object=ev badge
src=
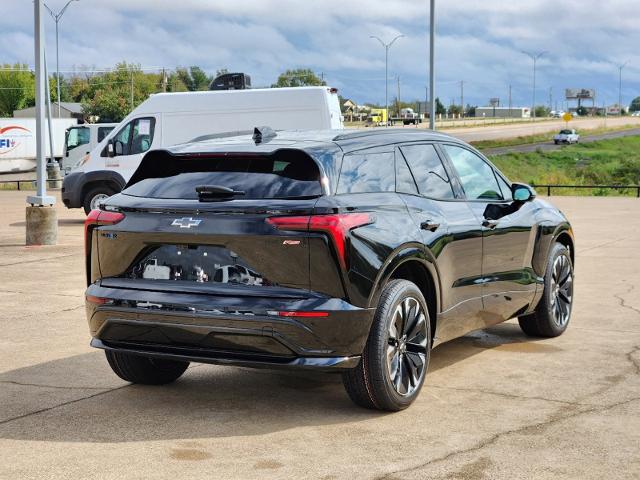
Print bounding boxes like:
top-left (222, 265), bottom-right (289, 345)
top-left (171, 217), bottom-right (202, 228)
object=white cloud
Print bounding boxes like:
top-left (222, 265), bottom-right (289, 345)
top-left (1, 0), bottom-right (638, 106)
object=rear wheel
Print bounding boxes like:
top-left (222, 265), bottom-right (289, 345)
top-left (83, 186), bottom-right (116, 215)
top-left (343, 279), bottom-right (431, 411)
top-left (105, 350), bottom-right (189, 385)
top-left (519, 242), bottom-right (574, 337)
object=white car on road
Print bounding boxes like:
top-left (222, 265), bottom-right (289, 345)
top-left (554, 129), bottom-right (580, 144)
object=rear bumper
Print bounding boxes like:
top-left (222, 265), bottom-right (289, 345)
top-left (86, 282), bottom-right (374, 371)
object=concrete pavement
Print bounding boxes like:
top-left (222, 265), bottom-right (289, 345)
top-left (0, 191), bottom-right (638, 479)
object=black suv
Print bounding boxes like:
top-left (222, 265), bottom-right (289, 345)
top-left (84, 128), bottom-right (574, 411)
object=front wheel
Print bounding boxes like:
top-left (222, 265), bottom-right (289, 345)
top-left (343, 279), bottom-right (431, 411)
top-left (519, 242), bottom-right (574, 337)
top-left (83, 186), bottom-right (116, 215)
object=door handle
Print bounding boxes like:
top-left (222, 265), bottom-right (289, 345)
top-left (483, 219), bottom-right (499, 229)
top-left (420, 220), bottom-right (440, 232)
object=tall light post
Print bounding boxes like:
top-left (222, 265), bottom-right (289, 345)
top-left (44, 0), bottom-right (79, 118)
top-left (370, 34), bottom-right (404, 127)
top-left (428, 0), bottom-right (436, 130)
top-left (618, 61), bottom-right (628, 114)
top-left (522, 50), bottom-right (547, 120)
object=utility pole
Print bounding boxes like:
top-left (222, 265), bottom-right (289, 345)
top-left (130, 69), bottom-right (134, 110)
top-left (618, 61), bottom-right (628, 114)
top-left (460, 80), bottom-right (464, 118)
top-left (428, 0), bottom-right (436, 130)
top-left (370, 34), bottom-right (404, 127)
top-left (522, 50), bottom-right (547, 120)
top-left (44, 0), bottom-right (79, 118)
top-left (161, 68), bottom-right (167, 92)
top-left (397, 76), bottom-right (401, 117)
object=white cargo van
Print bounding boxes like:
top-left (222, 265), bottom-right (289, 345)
top-left (61, 123), bottom-right (117, 173)
top-left (62, 86), bottom-right (343, 213)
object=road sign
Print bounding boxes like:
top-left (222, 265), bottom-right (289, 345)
top-left (562, 112), bottom-right (573, 122)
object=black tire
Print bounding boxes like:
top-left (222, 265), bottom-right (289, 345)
top-left (83, 186), bottom-right (116, 215)
top-left (342, 279), bottom-right (431, 411)
top-left (519, 242), bottom-right (574, 337)
top-left (105, 350), bottom-right (189, 385)
top-left (554, 140), bottom-right (559, 145)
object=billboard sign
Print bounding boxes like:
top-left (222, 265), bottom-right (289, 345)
top-left (489, 97), bottom-right (500, 106)
top-left (565, 88), bottom-right (595, 100)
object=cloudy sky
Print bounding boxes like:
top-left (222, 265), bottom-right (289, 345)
top-left (2, 0), bottom-right (639, 108)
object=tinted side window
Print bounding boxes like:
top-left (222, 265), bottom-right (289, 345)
top-left (98, 126), bottom-right (114, 143)
top-left (337, 151), bottom-right (395, 194)
top-left (130, 118), bottom-right (155, 155)
top-left (111, 122), bottom-right (132, 156)
top-left (443, 145), bottom-right (502, 200)
top-left (395, 151), bottom-right (419, 195)
top-left (400, 144), bottom-right (454, 199)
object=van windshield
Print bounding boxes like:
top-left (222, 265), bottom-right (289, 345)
top-left (123, 150), bottom-right (323, 200)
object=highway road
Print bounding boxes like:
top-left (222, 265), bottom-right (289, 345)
top-left (481, 127), bottom-right (640, 156)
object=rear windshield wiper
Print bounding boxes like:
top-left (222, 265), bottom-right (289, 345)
top-left (196, 185), bottom-right (245, 201)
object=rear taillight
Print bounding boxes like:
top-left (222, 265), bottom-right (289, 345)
top-left (84, 209), bottom-right (125, 255)
top-left (267, 213), bottom-right (373, 269)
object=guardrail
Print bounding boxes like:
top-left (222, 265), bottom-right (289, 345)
top-left (533, 184), bottom-right (640, 197)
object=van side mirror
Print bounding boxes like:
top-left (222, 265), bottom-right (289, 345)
top-left (107, 141), bottom-right (115, 158)
top-left (114, 141), bottom-right (123, 156)
top-left (512, 183), bottom-right (536, 202)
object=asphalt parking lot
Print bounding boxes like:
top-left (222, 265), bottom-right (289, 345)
top-left (1, 190), bottom-right (639, 479)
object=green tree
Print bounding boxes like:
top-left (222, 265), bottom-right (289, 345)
top-left (435, 97), bottom-right (446, 115)
top-left (272, 69), bottom-right (325, 88)
top-left (0, 64), bottom-right (35, 116)
top-left (175, 66), bottom-right (212, 91)
top-left (82, 62), bottom-right (161, 122)
top-left (534, 105), bottom-right (550, 117)
top-left (215, 68), bottom-right (229, 78)
top-left (629, 96), bottom-right (640, 112)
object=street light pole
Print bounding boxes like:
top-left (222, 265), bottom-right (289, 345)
top-left (618, 61), bottom-right (628, 114)
top-left (370, 34), bottom-right (404, 127)
top-left (522, 50), bottom-right (546, 120)
top-left (429, 0), bottom-right (436, 130)
top-left (44, 0), bottom-right (79, 118)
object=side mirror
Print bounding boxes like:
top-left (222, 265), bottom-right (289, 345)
top-left (512, 183), bottom-right (536, 202)
top-left (107, 140), bottom-right (115, 158)
top-left (114, 141), bottom-right (123, 156)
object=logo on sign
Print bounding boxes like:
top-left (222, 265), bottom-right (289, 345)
top-left (0, 125), bottom-right (31, 155)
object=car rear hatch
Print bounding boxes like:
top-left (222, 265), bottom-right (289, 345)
top-left (91, 149), bottom-right (327, 296)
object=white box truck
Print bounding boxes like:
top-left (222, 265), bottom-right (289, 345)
top-left (0, 118), bottom-right (77, 173)
top-left (62, 86), bottom-right (343, 213)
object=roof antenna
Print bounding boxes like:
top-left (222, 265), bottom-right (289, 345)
top-left (253, 126), bottom-right (277, 144)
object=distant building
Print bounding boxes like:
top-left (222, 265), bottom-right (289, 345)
top-left (474, 107), bottom-right (530, 118)
top-left (13, 102), bottom-right (84, 121)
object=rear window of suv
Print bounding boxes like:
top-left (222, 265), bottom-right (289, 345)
top-left (123, 149), bottom-right (323, 200)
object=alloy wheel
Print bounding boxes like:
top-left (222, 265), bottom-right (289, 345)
top-left (550, 254), bottom-right (573, 327)
top-left (386, 296), bottom-right (428, 396)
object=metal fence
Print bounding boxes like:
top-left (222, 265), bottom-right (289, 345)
top-left (532, 184), bottom-right (640, 197)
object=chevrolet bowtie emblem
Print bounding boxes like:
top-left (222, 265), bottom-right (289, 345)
top-left (171, 217), bottom-right (202, 228)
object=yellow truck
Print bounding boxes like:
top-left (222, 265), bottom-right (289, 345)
top-left (367, 108), bottom-right (388, 126)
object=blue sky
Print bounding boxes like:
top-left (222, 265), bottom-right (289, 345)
top-left (1, 0), bottom-right (639, 108)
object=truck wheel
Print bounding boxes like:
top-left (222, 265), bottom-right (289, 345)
top-left (342, 279), bottom-right (431, 411)
top-left (105, 350), bottom-right (189, 385)
top-left (83, 186), bottom-right (116, 215)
